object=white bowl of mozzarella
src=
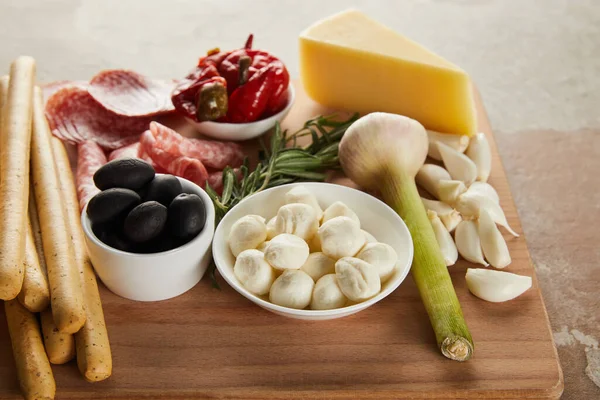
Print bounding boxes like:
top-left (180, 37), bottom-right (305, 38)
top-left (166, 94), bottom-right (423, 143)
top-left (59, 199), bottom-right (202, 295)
top-left (212, 183), bottom-right (414, 320)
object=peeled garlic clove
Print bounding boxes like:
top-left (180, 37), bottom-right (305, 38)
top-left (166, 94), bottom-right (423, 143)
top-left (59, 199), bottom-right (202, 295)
top-left (415, 164), bottom-right (452, 199)
top-left (427, 130), bottom-right (470, 161)
top-left (465, 268), bottom-right (532, 302)
top-left (335, 257), bottom-right (381, 302)
top-left (455, 192), bottom-right (519, 237)
top-left (438, 179), bottom-right (467, 206)
top-left (356, 242), bottom-right (398, 282)
top-left (234, 249), bottom-right (275, 295)
top-left (478, 209), bottom-right (511, 269)
top-left (266, 216), bottom-right (277, 240)
top-left (322, 201), bottom-right (361, 226)
top-left (285, 185), bottom-right (323, 220)
top-left (318, 216), bottom-right (365, 259)
top-left (465, 133), bottom-right (492, 182)
top-left (454, 220), bottom-right (488, 266)
top-left (300, 252), bottom-right (336, 281)
top-left (269, 270), bottom-right (314, 309)
top-left (228, 215), bottom-right (268, 257)
top-left (275, 203), bottom-right (319, 240)
top-left (466, 181), bottom-right (499, 204)
top-left (264, 233), bottom-right (310, 270)
top-left (421, 197), bottom-right (462, 232)
top-left (310, 274), bottom-right (348, 310)
top-left (427, 210), bottom-right (458, 267)
top-left (437, 141), bottom-right (478, 185)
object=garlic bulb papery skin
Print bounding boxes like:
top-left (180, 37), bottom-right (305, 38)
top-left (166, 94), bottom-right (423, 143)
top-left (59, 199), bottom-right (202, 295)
top-left (318, 216), bottom-right (366, 259)
top-left (285, 185), bottom-right (323, 220)
top-left (437, 141), bottom-right (478, 186)
top-left (300, 252), bottom-right (336, 281)
top-left (310, 274), bottom-right (348, 310)
top-left (437, 179), bottom-right (467, 206)
top-left (454, 220), bottom-right (488, 266)
top-left (234, 249), bottom-right (275, 295)
top-left (228, 215), bottom-right (268, 257)
top-left (256, 241), bottom-right (270, 253)
top-left (266, 216), bottom-right (277, 240)
top-left (478, 209), bottom-right (511, 269)
top-left (269, 270), bottom-right (315, 309)
top-left (466, 181), bottom-right (499, 204)
top-left (455, 192), bottom-right (519, 237)
top-left (275, 203), bottom-right (319, 240)
top-left (427, 210), bottom-right (458, 267)
top-left (421, 197), bottom-right (462, 232)
top-left (465, 268), bottom-right (532, 302)
top-left (335, 257), bottom-right (381, 302)
top-left (465, 133), bottom-right (492, 182)
top-left (415, 164), bottom-right (452, 199)
top-left (427, 130), bottom-right (470, 161)
top-left (264, 233), bottom-right (310, 271)
top-left (357, 242), bottom-right (398, 282)
top-left (322, 201), bottom-right (361, 226)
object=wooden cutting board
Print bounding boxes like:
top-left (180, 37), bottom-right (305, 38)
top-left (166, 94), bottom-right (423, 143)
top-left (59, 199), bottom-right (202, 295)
top-left (0, 82), bottom-right (563, 399)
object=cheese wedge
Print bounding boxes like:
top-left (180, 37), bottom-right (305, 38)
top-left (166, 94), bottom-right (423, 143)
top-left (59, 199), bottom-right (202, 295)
top-left (299, 10), bottom-right (477, 136)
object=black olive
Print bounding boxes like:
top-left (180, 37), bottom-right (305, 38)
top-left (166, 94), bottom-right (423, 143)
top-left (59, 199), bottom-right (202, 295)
top-left (134, 232), bottom-right (184, 254)
top-left (123, 201), bottom-right (168, 243)
top-left (93, 158), bottom-right (155, 191)
top-left (87, 188), bottom-right (140, 225)
top-left (167, 193), bottom-right (206, 239)
top-left (143, 175), bottom-right (183, 206)
top-left (92, 223), bottom-right (133, 252)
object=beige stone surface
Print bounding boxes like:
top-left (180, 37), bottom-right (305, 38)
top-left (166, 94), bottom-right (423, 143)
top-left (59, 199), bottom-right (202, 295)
top-left (0, 0), bottom-right (598, 398)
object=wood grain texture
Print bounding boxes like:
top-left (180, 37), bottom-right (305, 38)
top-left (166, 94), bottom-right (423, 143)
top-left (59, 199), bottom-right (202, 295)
top-left (0, 83), bottom-right (563, 399)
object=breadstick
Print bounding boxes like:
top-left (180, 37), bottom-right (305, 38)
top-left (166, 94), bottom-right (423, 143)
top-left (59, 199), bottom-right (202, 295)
top-left (0, 57), bottom-right (35, 300)
top-left (31, 86), bottom-right (85, 333)
top-left (52, 136), bottom-right (112, 381)
top-left (40, 308), bottom-right (76, 364)
top-left (5, 299), bottom-right (56, 400)
top-left (17, 215), bottom-right (50, 312)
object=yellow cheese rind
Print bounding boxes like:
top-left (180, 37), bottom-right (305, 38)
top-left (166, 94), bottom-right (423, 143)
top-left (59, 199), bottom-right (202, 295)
top-left (299, 10), bottom-right (477, 136)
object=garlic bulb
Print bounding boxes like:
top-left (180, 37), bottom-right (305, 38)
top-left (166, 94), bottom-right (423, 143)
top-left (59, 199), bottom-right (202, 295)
top-left (318, 216), bottom-right (365, 259)
top-left (269, 270), bottom-right (314, 309)
top-left (437, 142), bottom-right (477, 185)
top-left (478, 209), bottom-right (511, 269)
top-left (465, 133), bottom-right (492, 182)
top-left (466, 181), bottom-right (499, 204)
top-left (322, 201), bottom-right (361, 226)
top-left (415, 164), bottom-right (452, 199)
top-left (264, 233), bottom-right (310, 270)
top-left (427, 130), bottom-right (470, 161)
top-left (465, 268), bottom-right (532, 302)
top-left (455, 191), bottom-right (519, 237)
top-left (275, 203), bottom-right (319, 240)
top-left (266, 216), bottom-right (277, 240)
top-left (256, 241), bottom-right (270, 253)
top-left (356, 242), bottom-right (398, 282)
top-left (285, 185), bottom-right (323, 220)
top-left (310, 274), bottom-right (347, 310)
top-left (437, 179), bottom-right (467, 206)
top-left (454, 220), bottom-right (488, 266)
top-left (234, 249), bottom-right (275, 295)
top-left (300, 252), bottom-right (336, 281)
top-left (427, 210), bottom-right (458, 267)
top-left (228, 215), bottom-right (268, 257)
top-left (421, 197), bottom-right (462, 232)
top-left (335, 257), bottom-right (381, 302)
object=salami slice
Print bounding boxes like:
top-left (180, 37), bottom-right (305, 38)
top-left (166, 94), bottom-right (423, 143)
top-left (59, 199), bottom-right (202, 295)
top-left (76, 141), bottom-right (107, 210)
top-left (149, 122), bottom-right (244, 170)
top-left (88, 70), bottom-right (176, 117)
top-left (45, 86), bottom-right (152, 150)
top-left (108, 142), bottom-right (140, 161)
top-left (42, 80), bottom-right (87, 104)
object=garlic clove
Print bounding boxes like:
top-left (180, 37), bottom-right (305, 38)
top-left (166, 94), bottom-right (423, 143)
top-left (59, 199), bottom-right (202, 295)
top-left (478, 209), bottom-right (511, 269)
top-left (438, 180), bottom-right (467, 206)
top-left (285, 185), bottom-right (324, 220)
top-left (465, 133), bottom-right (492, 182)
top-left (415, 164), bottom-right (452, 199)
top-left (310, 274), bottom-right (348, 310)
top-left (465, 268), bottom-right (532, 303)
top-left (234, 249), bottom-right (275, 295)
top-left (318, 216), bottom-right (365, 259)
top-left (427, 210), bottom-right (458, 267)
top-left (437, 142), bottom-right (478, 186)
top-left (421, 197), bottom-right (462, 232)
top-left (228, 215), bottom-right (268, 257)
top-left (275, 203), bottom-right (319, 240)
top-left (270, 270), bottom-right (314, 309)
top-left (466, 181), bottom-right (499, 204)
top-left (264, 233), bottom-right (310, 270)
top-left (454, 220), bottom-right (488, 266)
top-left (300, 252), bottom-right (336, 282)
top-left (427, 130), bottom-right (470, 161)
top-left (356, 242), bottom-right (398, 282)
top-left (335, 257), bottom-right (381, 301)
top-left (266, 216), bottom-right (277, 240)
top-left (322, 201), bottom-right (361, 226)
top-left (455, 192), bottom-right (519, 237)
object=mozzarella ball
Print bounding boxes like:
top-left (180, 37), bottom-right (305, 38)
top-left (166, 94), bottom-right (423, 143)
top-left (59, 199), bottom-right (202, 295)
top-left (308, 234), bottom-right (322, 253)
top-left (275, 203), bottom-right (319, 240)
top-left (322, 201), bottom-right (361, 226)
top-left (335, 257), bottom-right (381, 302)
top-left (318, 216), bottom-right (365, 259)
top-left (234, 249), bottom-right (275, 295)
top-left (256, 241), bottom-right (270, 252)
top-left (266, 216), bottom-right (277, 240)
top-left (269, 270), bottom-right (314, 309)
top-left (228, 215), bottom-right (267, 257)
top-left (285, 185), bottom-right (323, 220)
top-left (300, 252), bottom-right (336, 281)
top-left (264, 233), bottom-right (309, 270)
top-left (357, 243), bottom-right (398, 282)
top-left (310, 274), bottom-right (347, 310)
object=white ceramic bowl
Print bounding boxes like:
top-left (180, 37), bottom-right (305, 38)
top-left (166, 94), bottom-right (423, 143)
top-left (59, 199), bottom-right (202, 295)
top-left (185, 84), bottom-right (295, 141)
top-left (212, 183), bottom-right (414, 320)
top-left (82, 176), bottom-right (215, 302)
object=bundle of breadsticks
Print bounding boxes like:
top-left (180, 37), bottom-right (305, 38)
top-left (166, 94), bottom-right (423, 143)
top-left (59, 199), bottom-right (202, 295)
top-left (0, 56), bottom-right (112, 400)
